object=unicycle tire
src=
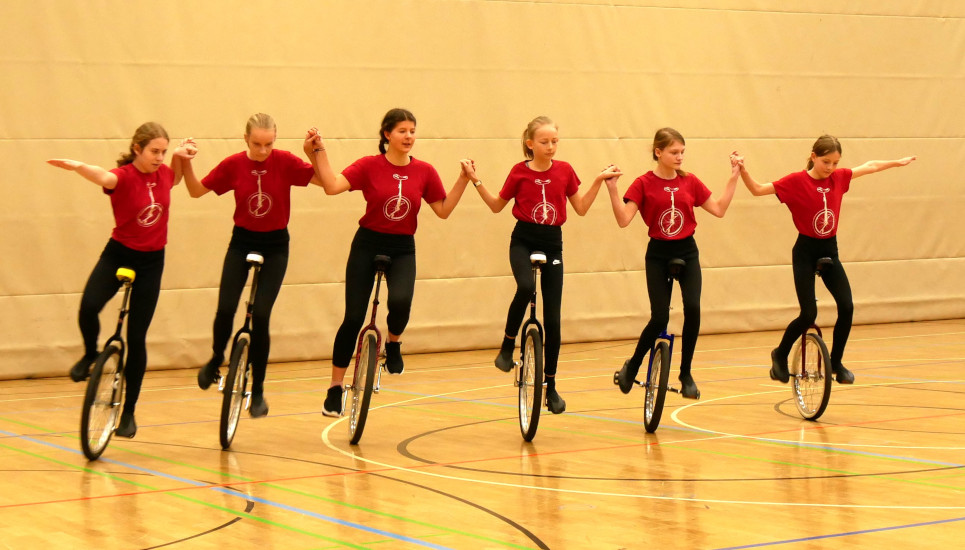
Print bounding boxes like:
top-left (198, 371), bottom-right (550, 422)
top-left (643, 341), bottom-right (671, 433)
top-left (791, 332), bottom-right (833, 421)
top-left (519, 326), bottom-right (544, 441)
top-left (80, 344), bottom-right (124, 460)
top-left (348, 331), bottom-right (378, 444)
top-left (220, 334), bottom-right (250, 449)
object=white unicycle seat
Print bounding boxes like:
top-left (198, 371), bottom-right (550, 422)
top-left (246, 253), bottom-right (264, 265)
top-left (529, 252), bottom-right (547, 264)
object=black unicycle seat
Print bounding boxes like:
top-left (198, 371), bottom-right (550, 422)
top-left (668, 258), bottom-right (686, 279)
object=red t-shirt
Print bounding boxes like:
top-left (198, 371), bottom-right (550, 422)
top-left (341, 155), bottom-right (446, 235)
top-left (499, 160), bottom-right (580, 226)
top-left (773, 168), bottom-right (852, 238)
top-left (624, 171), bottom-right (712, 240)
top-left (105, 163), bottom-right (175, 251)
top-left (202, 149), bottom-right (315, 232)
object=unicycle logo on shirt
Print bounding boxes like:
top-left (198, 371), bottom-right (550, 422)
top-left (812, 187), bottom-right (835, 236)
top-left (658, 186), bottom-right (684, 237)
top-left (530, 178), bottom-right (558, 225)
top-left (136, 182), bottom-right (164, 227)
top-left (247, 169), bottom-right (274, 218)
top-left (383, 174), bottom-right (413, 221)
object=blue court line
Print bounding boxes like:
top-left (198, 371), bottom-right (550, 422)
top-left (714, 514), bottom-right (965, 549)
top-left (0, 427), bottom-right (453, 550)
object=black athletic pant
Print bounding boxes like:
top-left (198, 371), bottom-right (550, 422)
top-left (332, 227), bottom-right (417, 368)
top-left (776, 234), bottom-right (853, 367)
top-left (503, 222), bottom-right (564, 377)
top-left (79, 239), bottom-right (164, 414)
top-left (211, 227), bottom-right (289, 396)
top-left (628, 237), bottom-right (702, 376)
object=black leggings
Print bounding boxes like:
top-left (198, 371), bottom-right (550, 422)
top-left (79, 239), bottom-right (164, 414)
top-left (211, 227), bottom-right (289, 396)
top-left (332, 228), bottom-right (417, 368)
top-left (504, 222), bottom-right (564, 376)
top-left (628, 237), bottom-right (702, 376)
top-left (776, 234), bottom-right (853, 366)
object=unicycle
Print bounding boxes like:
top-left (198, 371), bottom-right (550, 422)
top-left (344, 255), bottom-right (391, 444)
top-left (80, 267), bottom-right (135, 461)
top-left (789, 257), bottom-right (834, 421)
top-left (613, 258), bottom-right (698, 433)
top-left (514, 252), bottom-right (546, 442)
top-left (218, 252), bottom-right (263, 450)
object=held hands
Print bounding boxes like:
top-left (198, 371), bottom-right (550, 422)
top-left (460, 158), bottom-right (477, 183)
top-left (173, 138), bottom-right (198, 161)
top-left (304, 127), bottom-right (325, 156)
top-left (600, 164), bottom-right (622, 187)
top-left (729, 151), bottom-right (745, 174)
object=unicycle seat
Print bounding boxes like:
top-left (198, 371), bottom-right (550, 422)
top-left (668, 258), bottom-right (686, 280)
top-left (374, 255), bottom-right (392, 272)
top-left (246, 252), bottom-right (264, 265)
top-left (115, 267), bottom-right (136, 283)
top-left (815, 257), bottom-right (833, 276)
top-left (530, 252), bottom-right (547, 265)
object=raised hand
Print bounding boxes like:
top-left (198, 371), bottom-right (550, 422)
top-left (460, 158), bottom-right (477, 181)
top-left (600, 164), bottom-right (622, 185)
top-left (174, 138), bottom-right (198, 160)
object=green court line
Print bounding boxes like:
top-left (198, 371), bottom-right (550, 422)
top-left (0, 439), bottom-right (369, 549)
top-left (0, 415), bottom-right (531, 550)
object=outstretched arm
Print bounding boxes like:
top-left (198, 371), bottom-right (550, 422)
top-left (428, 160), bottom-right (472, 219)
top-left (738, 157), bottom-right (776, 196)
top-left (46, 159), bottom-right (119, 189)
top-left (700, 152), bottom-right (741, 218)
top-left (851, 156), bottom-right (917, 179)
top-left (604, 176), bottom-right (638, 228)
top-left (569, 165), bottom-right (622, 216)
top-left (305, 128), bottom-right (351, 195)
top-left (171, 138), bottom-right (199, 192)
top-left (464, 159), bottom-right (509, 213)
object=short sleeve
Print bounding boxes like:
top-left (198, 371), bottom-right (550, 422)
top-left (422, 164), bottom-right (447, 204)
top-left (341, 156), bottom-right (372, 192)
top-left (623, 177), bottom-right (645, 207)
top-left (201, 157), bottom-right (235, 196)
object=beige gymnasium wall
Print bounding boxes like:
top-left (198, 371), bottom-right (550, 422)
top-left (1, 1), bottom-right (963, 379)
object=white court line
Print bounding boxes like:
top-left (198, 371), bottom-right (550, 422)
top-left (319, 383), bottom-right (965, 510)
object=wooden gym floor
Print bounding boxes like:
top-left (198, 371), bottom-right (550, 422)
top-left (1, 319), bottom-right (963, 549)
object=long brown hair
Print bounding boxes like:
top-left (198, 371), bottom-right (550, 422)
top-left (652, 127), bottom-right (687, 177)
top-left (379, 108), bottom-right (417, 154)
top-left (116, 122), bottom-right (169, 167)
top-left (807, 135), bottom-right (842, 170)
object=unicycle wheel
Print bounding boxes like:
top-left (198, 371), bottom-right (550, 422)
top-left (643, 341), bottom-right (671, 433)
top-left (80, 344), bottom-right (124, 460)
top-left (518, 326), bottom-right (544, 441)
top-left (220, 335), bottom-right (250, 449)
top-left (791, 332), bottom-right (832, 421)
top-left (348, 331), bottom-right (378, 444)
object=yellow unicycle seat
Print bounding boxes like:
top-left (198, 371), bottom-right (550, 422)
top-left (115, 267), bottom-right (136, 283)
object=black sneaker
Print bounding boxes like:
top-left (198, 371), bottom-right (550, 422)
top-left (115, 411), bottom-right (137, 438)
top-left (833, 364), bottom-right (855, 384)
top-left (322, 385), bottom-right (343, 418)
top-left (545, 386), bottom-right (566, 414)
top-left (679, 372), bottom-right (700, 399)
top-left (385, 342), bottom-right (404, 374)
top-left (770, 348), bottom-right (790, 383)
top-left (69, 355), bottom-right (96, 382)
top-left (494, 338), bottom-right (515, 372)
top-left (197, 354), bottom-right (223, 390)
top-left (249, 393), bottom-right (269, 418)
top-left (615, 359), bottom-right (638, 394)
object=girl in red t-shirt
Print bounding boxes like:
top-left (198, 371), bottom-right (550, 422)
top-left (180, 113), bottom-right (321, 418)
top-left (739, 135), bottom-right (916, 384)
top-left (47, 122), bottom-right (194, 438)
top-left (307, 108), bottom-right (472, 417)
top-left (464, 116), bottom-right (621, 414)
top-left (605, 128), bottom-right (740, 399)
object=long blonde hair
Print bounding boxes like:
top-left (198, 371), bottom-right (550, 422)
top-left (521, 116), bottom-right (557, 160)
